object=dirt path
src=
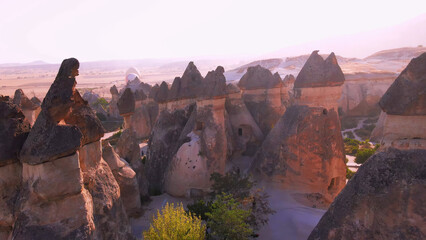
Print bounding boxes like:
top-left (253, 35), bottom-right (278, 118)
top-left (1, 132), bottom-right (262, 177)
top-left (342, 117), bottom-right (367, 141)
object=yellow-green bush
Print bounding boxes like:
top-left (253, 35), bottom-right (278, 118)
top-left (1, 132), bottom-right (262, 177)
top-left (143, 202), bottom-right (206, 240)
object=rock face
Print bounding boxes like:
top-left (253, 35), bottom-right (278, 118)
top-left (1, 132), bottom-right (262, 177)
top-left (374, 53), bottom-right (426, 150)
top-left (13, 89), bottom-right (41, 125)
top-left (12, 58), bottom-right (133, 239)
top-left (103, 143), bottom-right (142, 216)
top-left (308, 148), bottom-right (426, 240)
top-left (0, 96), bottom-right (30, 239)
top-left (339, 77), bottom-right (393, 117)
top-left (107, 85), bottom-right (121, 119)
top-left (294, 51), bottom-right (345, 111)
top-left (379, 52), bottom-right (426, 115)
top-left (146, 105), bottom-right (195, 194)
top-left (147, 63), bottom-right (231, 197)
top-left (237, 65), bottom-right (286, 135)
top-left (116, 129), bottom-right (149, 198)
top-left (225, 87), bottom-right (264, 155)
top-left (164, 97), bottom-right (229, 197)
top-left (294, 51), bottom-right (345, 88)
top-left (251, 105), bottom-right (346, 203)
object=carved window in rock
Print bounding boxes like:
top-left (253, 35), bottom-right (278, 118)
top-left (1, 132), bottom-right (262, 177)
top-left (196, 121), bottom-right (204, 131)
top-left (238, 128), bottom-right (243, 136)
top-left (327, 177), bottom-right (339, 191)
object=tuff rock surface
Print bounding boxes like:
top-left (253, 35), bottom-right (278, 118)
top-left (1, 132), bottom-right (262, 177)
top-left (379, 52), bottom-right (426, 115)
top-left (251, 105), bottom-right (346, 203)
top-left (308, 148), bottom-right (426, 240)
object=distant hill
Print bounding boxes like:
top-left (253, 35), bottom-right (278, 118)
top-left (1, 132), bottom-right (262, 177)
top-left (224, 47), bottom-right (425, 81)
top-left (364, 46), bottom-right (426, 60)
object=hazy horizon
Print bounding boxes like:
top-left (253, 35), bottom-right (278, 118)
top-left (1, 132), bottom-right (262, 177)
top-left (1, 0), bottom-right (425, 64)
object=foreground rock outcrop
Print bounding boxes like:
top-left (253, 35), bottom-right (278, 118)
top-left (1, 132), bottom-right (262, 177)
top-left (251, 105), bottom-right (346, 203)
top-left (12, 58), bottom-right (134, 239)
top-left (308, 148), bottom-right (426, 240)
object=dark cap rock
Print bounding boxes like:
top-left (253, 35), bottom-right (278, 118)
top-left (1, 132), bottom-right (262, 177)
top-left (168, 62), bottom-right (204, 101)
top-left (20, 112), bottom-right (83, 165)
top-left (148, 84), bottom-right (159, 99)
top-left (200, 66), bottom-right (227, 98)
top-left (134, 89), bottom-right (147, 101)
top-left (117, 88), bottom-right (135, 115)
top-left (110, 85), bottom-right (119, 96)
top-left (237, 65), bottom-right (283, 90)
top-left (0, 97), bottom-right (31, 166)
top-left (156, 81), bottom-right (170, 103)
top-left (379, 52), bottom-right (426, 115)
top-left (294, 51), bottom-right (345, 88)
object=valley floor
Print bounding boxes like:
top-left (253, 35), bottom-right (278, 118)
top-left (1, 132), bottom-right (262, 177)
top-left (131, 184), bottom-right (325, 240)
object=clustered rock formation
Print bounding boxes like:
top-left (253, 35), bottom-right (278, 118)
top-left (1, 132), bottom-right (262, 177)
top-left (0, 58), bottom-right (137, 239)
top-left (309, 52), bottom-right (426, 240)
top-left (250, 51), bottom-right (347, 203)
top-left (138, 55), bottom-right (346, 201)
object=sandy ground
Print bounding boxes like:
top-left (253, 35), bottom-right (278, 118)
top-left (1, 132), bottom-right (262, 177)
top-left (346, 155), bottom-right (361, 172)
top-left (131, 183), bottom-right (326, 240)
top-left (256, 185), bottom-right (326, 240)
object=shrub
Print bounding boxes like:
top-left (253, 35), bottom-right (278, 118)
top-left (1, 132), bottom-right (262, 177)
top-left (344, 138), bottom-right (360, 155)
top-left (207, 194), bottom-right (253, 240)
top-left (346, 167), bottom-right (355, 179)
top-left (210, 168), bottom-right (253, 200)
top-left (344, 131), bottom-right (355, 139)
top-left (187, 200), bottom-right (212, 221)
top-left (93, 97), bottom-right (109, 110)
top-left (245, 189), bottom-right (275, 231)
top-left (355, 148), bottom-right (376, 164)
top-left (143, 202), bottom-right (206, 240)
top-left (96, 112), bottom-right (107, 121)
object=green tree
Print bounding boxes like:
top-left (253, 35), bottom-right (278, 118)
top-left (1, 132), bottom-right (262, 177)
top-left (210, 168), bottom-right (253, 200)
top-left (206, 193), bottom-right (253, 240)
top-left (143, 203), bottom-right (206, 240)
top-left (355, 148), bottom-right (376, 164)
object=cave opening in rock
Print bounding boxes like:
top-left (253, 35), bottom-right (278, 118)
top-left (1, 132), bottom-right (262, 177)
top-left (196, 121), bottom-right (204, 130)
top-left (238, 128), bottom-right (243, 136)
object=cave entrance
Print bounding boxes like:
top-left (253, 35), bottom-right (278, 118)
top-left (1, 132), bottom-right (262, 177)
top-left (238, 128), bottom-right (243, 136)
top-left (196, 121), bottom-right (204, 131)
top-left (328, 177), bottom-right (339, 191)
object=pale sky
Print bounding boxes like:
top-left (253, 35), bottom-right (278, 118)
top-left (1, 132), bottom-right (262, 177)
top-left (0, 0), bottom-right (425, 63)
